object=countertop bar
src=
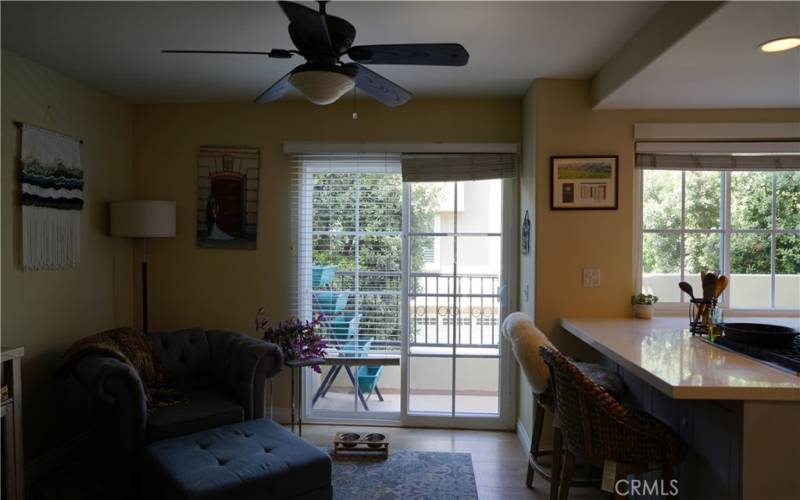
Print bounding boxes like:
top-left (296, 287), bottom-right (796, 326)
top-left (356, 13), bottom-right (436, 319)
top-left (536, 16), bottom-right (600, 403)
top-left (560, 316), bottom-right (800, 401)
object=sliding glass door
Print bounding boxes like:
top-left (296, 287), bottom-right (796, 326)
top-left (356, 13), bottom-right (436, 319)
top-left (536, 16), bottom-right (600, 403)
top-left (403, 178), bottom-right (515, 428)
top-left (298, 156), bottom-right (515, 429)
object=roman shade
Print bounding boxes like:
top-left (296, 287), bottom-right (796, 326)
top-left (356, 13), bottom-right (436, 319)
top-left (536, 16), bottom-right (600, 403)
top-left (635, 141), bottom-right (800, 171)
top-left (401, 153), bottom-right (518, 182)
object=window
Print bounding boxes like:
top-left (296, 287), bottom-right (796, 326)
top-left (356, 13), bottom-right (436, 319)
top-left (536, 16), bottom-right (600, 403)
top-left (292, 148), bottom-right (517, 423)
top-left (640, 168), bottom-right (799, 309)
top-left (299, 161), bottom-right (403, 355)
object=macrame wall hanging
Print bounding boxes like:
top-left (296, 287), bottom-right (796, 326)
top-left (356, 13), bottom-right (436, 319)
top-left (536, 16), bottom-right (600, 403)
top-left (19, 123), bottom-right (84, 270)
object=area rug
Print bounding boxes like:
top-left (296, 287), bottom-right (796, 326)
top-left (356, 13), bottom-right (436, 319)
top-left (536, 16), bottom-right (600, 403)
top-left (330, 449), bottom-right (478, 500)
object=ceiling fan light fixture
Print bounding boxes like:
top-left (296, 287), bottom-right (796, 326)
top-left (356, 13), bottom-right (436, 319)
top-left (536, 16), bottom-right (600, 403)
top-left (759, 36), bottom-right (800, 53)
top-left (289, 70), bottom-right (355, 105)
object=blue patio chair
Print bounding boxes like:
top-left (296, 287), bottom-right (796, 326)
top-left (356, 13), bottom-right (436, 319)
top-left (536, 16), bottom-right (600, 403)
top-left (315, 291), bottom-right (349, 321)
top-left (311, 264), bottom-right (351, 346)
top-left (357, 364), bottom-right (384, 401)
top-left (312, 265), bottom-right (337, 289)
top-left (339, 336), bottom-right (385, 403)
top-left (311, 315), bottom-right (386, 409)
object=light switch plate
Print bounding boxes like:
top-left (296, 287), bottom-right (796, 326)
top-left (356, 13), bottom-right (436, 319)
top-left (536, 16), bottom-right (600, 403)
top-left (583, 268), bottom-right (601, 288)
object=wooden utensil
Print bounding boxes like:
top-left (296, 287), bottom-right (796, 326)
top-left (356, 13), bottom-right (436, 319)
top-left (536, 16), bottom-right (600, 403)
top-left (702, 272), bottom-right (717, 301)
top-left (678, 281), bottom-right (695, 300)
top-left (714, 275), bottom-right (728, 299)
top-left (695, 272), bottom-right (718, 326)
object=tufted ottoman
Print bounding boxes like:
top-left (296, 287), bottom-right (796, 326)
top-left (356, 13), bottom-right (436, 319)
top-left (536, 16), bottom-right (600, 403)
top-left (141, 419), bottom-right (332, 500)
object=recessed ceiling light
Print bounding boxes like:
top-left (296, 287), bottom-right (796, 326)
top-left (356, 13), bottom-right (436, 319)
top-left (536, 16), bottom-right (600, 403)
top-left (760, 36), bottom-right (800, 53)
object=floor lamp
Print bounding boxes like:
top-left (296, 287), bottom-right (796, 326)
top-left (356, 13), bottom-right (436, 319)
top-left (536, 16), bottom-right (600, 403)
top-left (110, 200), bottom-right (176, 333)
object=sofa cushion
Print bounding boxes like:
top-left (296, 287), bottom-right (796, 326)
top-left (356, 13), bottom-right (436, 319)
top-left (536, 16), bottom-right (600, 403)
top-left (147, 390), bottom-right (243, 442)
top-left (142, 419), bottom-right (332, 500)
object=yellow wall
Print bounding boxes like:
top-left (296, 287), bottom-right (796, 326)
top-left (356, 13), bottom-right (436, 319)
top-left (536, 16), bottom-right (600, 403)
top-left (515, 77), bottom-right (800, 439)
top-left (1, 49), bottom-right (133, 460)
top-left (131, 98), bottom-right (521, 409)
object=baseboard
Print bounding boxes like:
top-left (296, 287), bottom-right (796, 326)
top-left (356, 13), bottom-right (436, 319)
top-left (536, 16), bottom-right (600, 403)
top-left (516, 418), bottom-right (531, 453)
top-left (25, 430), bottom-right (91, 486)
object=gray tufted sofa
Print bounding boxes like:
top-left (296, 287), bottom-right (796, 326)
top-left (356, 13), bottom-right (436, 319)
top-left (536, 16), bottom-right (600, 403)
top-left (71, 328), bottom-right (283, 488)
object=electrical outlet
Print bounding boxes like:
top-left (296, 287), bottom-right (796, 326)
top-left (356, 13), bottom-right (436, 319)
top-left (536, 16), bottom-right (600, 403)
top-left (583, 268), bottom-right (601, 288)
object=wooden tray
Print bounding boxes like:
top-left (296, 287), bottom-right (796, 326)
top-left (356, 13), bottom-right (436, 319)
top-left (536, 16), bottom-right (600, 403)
top-left (333, 432), bottom-right (389, 459)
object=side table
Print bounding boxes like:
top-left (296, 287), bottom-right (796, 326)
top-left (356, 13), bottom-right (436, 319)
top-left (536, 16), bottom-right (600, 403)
top-left (269, 357), bottom-right (324, 437)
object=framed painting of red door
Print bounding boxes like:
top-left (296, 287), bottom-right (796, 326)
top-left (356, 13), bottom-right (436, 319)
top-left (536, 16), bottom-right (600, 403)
top-left (197, 146), bottom-right (259, 249)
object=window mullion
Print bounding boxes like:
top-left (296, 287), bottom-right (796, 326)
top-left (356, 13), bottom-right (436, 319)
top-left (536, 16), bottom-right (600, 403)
top-left (354, 175), bottom-right (361, 372)
top-left (722, 171), bottom-right (732, 307)
top-left (770, 173), bottom-right (777, 308)
top-left (680, 171), bottom-right (686, 302)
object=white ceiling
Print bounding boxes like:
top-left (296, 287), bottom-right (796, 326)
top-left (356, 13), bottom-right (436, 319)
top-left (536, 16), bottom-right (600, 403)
top-left (598, 1), bottom-right (800, 109)
top-left (1, 1), bottom-right (664, 103)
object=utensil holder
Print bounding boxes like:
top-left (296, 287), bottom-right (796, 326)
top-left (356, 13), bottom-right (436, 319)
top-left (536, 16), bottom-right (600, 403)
top-left (689, 298), bottom-right (717, 335)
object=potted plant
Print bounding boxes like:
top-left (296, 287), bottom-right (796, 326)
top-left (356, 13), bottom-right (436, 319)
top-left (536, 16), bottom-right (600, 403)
top-left (631, 293), bottom-right (658, 319)
top-left (256, 307), bottom-right (327, 372)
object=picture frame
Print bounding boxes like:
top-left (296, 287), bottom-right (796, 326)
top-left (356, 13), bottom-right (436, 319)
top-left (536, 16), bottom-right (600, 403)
top-left (197, 146), bottom-right (260, 249)
top-left (521, 210), bottom-right (530, 254)
top-left (550, 156), bottom-right (618, 210)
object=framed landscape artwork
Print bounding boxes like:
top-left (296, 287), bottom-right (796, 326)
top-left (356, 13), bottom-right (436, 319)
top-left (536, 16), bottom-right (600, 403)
top-left (197, 146), bottom-right (259, 249)
top-left (550, 156), bottom-right (618, 210)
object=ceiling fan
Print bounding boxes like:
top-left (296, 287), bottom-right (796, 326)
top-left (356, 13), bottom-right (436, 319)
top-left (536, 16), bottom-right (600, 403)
top-left (163, 0), bottom-right (469, 107)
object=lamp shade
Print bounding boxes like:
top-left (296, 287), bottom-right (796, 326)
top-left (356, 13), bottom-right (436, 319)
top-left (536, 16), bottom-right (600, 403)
top-left (110, 200), bottom-right (176, 238)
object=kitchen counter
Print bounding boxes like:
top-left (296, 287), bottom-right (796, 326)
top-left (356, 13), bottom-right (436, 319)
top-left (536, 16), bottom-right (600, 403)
top-left (560, 316), bottom-right (800, 401)
top-left (560, 316), bottom-right (800, 500)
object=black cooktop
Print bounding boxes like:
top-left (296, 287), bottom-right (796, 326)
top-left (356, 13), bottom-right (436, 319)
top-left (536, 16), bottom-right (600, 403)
top-left (713, 335), bottom-right (800, 376)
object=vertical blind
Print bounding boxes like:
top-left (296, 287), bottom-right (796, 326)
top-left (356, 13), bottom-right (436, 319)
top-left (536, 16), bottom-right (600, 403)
top-left (290, 153), bottom-right (403, 355)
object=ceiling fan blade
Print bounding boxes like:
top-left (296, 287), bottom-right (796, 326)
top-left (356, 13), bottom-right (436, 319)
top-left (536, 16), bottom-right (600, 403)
top-left (348, 44), bottom-right (469, 66)
top-left (353, 64), bottom-right (411, 107)
top-left (278, 1), bottom-right (333, 51)
top-left (163, 49), bottom-right (294, 59)
top-left (254, 71), bottom-right (293, 104)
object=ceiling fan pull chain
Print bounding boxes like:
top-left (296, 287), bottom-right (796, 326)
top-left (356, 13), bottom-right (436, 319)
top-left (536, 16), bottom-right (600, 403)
top-left (352, 87), bottom-right (358, 120)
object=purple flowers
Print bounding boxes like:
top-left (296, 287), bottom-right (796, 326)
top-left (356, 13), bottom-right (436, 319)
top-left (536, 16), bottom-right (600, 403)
top-left (256, 307), bottom-right (327, 373)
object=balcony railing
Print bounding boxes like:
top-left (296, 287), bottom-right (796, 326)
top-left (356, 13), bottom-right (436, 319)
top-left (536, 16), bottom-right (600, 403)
top-left (312, 270), bottom-right (500, 350)
top-left (409, 273), bottom-right (500, 348)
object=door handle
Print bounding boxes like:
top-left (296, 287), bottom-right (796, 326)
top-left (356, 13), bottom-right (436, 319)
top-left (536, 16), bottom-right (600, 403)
top-left (497, 285), bottom-right (508, 308)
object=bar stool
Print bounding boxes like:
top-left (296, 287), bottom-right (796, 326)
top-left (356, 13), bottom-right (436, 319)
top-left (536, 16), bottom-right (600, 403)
top-left (540, 346), bottom-right (686, 500)
top-left (503, 313), bottom-right (621, 499)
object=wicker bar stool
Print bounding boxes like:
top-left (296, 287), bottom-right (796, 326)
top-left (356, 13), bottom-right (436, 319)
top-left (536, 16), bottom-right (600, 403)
top-left (540, 346), bottom-right (686, 500)
top-left (503, 314), bottom-right (620, 500)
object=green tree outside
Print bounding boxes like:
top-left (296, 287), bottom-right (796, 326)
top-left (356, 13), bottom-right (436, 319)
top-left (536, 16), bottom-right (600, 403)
top-left (643, 170), bottom-right (800, 278)
top-left (311, 173), bottom-right (442, 342)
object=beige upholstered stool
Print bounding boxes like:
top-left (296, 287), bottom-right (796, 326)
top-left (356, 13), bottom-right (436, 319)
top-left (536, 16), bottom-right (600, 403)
top-left (502, 313), bottom-right (621, 500)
